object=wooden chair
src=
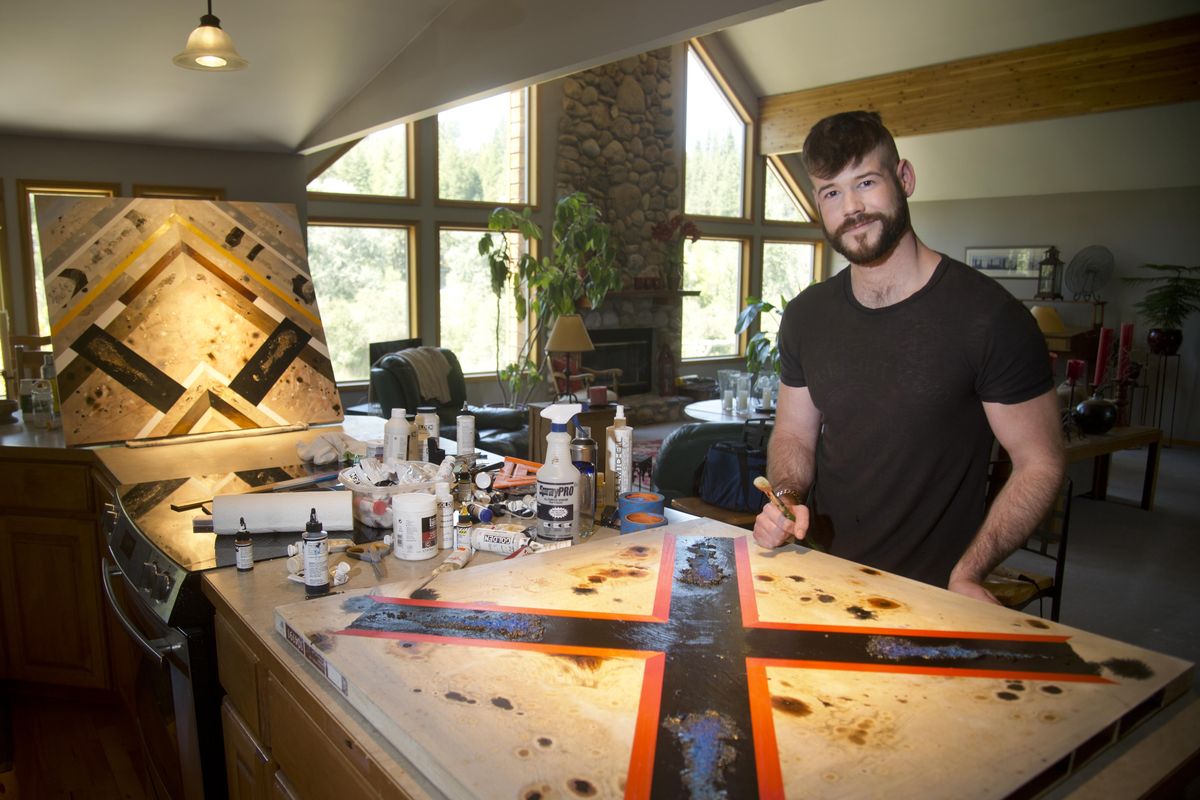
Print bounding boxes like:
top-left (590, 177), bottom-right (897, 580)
top-left (984, 477), bottom-right (1073, 621)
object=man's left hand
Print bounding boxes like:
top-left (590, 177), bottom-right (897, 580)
top-left (947, 577), bottom-right (1001, 605)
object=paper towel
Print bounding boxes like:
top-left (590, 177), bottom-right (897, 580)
top-left (211, 491), bottom-right (353, 534)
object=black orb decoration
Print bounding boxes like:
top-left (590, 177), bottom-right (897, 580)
top-left (1072, 394), bottom-right (1118, 435)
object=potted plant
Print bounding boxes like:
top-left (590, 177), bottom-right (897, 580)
top-left (479, 192), bottom-right (621, 405)
top-left (735, 295), bottom-right (786, 376)
top-left (651, 214), bottom-right (702, 292)
top-left (1122, 263), bottom-right (1200, 355)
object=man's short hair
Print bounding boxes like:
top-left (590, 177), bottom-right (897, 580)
top-left (801, 111), bottom-right (900, 180)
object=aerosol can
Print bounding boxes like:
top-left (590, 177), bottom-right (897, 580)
top-left (570, 423), bottom-right (597, 538)
top-left (536, 403), bottom-right (582, 542)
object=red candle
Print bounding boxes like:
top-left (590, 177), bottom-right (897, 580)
top-left (1066, 359), bottom-right (1085, 383)
top-left (1093, 327), bottom-right (1113, 388)
top-left (1116, 322), bottom-right (1134, 381)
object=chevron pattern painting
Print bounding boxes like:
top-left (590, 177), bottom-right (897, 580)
top-left (35, 197), bottom-right (342, 446)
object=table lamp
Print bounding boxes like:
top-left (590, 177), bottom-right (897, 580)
top-left (545, 314), bottom-right (594, 402)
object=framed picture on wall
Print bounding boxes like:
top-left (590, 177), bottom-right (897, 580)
top-left (964, 246), bottom-right (1048, 279)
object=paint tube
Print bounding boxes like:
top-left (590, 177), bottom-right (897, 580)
top-left (470, 525), bottom-right (531, 555)
top-left (432, 544), bottom-right (474, 575)
top-left (506, 538), bottom-right (573, 558)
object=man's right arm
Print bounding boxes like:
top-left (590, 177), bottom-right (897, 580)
top-left (753, 383), bottom-right (821, 548)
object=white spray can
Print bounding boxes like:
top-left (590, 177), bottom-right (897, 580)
top-left (383, 407), bottom-right (411, 462)
top-left (535, 403), bottom-right (582, 542)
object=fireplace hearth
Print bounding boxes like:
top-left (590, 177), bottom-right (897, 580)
top-left (582, 327), bottom-right (654, 395)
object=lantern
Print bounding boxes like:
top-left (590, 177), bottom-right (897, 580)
top-left (1035, 246), bottom-right (1064, 300)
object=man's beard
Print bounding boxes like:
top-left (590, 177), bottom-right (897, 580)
top-left (824, 195), bottom-right (911, 266)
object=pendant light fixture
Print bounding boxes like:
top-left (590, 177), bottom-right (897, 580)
top-left (173, 0), bottom-right (248, 71)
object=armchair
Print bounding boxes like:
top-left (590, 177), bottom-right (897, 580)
top-left (550, 355), bottom-right (622, 403)
top-left (370, 347), bottom-right (528, 458)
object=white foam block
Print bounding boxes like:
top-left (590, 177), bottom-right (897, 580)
top-left (212, 491), bottom-right (353, 534)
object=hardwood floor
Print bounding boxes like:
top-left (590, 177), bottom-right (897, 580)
top-left (1, 690), bottom-right (148, 800)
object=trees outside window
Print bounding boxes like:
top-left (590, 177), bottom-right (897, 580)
top-left (761, 241), bottom-right (817, 335)
top-left (307, 123), bottom-right (410, 199)
top-left (306, 223), bottom-right (413, 382)
top-left (684, 47), bottom-right (747, 219)
top-left (438, 90), bottom-right (529, 204)
top-left (764, 159), bottom-right (811, 223)
top-left (438, 227), bottom-right (521, 375)
top-left (682, 237), bottom-right (745, 359)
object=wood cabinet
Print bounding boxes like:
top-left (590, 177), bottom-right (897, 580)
top-left (222, 697), bottom-right (274, 800)
top-left (0, 450), bottom-right (110, 689)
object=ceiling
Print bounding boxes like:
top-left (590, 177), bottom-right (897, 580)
top-left (0, 0), bottom-right (1196, 201)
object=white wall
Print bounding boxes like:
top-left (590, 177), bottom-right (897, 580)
top-left (911, 186), bottom-right (1200, 443)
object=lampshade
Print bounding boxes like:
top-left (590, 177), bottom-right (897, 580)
top-left (545, 314), bottom-right (594, 353)
top-left (173, 3), bottom-right (248, 71)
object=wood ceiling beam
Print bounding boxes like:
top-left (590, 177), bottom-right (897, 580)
top-left (759, 14), bottom-right (1200, 155)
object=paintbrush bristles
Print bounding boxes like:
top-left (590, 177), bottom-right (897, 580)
top-left (754, 476), bottom-right (795, 522)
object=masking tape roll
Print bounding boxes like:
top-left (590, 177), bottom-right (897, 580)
top-left (618, 490), bottom-right (665, 517)
top-left (212, 491), bottom-right (352, 534)
top-left (620, 511), bottom-right (667, 534)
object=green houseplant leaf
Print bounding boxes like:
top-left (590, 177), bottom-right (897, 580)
top-left (1122, 264), bottom-right (1200, 330)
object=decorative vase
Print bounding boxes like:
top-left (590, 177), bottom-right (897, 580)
top-left (1146, 328), bottom-right (1182, 355)
top-left (1072, 393), bottom-right (1118, 435)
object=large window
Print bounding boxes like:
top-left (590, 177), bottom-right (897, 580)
top-left (761, 241), bottom-right (817, 335)
top-left (17, 181), bottom-right (119, 338)
top-left (307, 123), bottom-right (411, 199)
top-left (682, 238), bottom-right (746, 359)
top-left (438, 89), bottom-right (530, 205)
top-left (306, 222), bottom-right (414, 382)
top-left (684, 46), bottom-right (748, 219)
top-left (438, 228), bottom-right (522, 375)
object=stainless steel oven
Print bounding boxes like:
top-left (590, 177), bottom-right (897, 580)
top-left (101, 498), bottom-right (225, 800)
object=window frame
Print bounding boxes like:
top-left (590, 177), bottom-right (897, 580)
top-left (683, 39), bottom-right (754, 225)
top-left (434, 221), bottom-right (536, 380)
top-left (131, 184), bottom-right (226, 200)
top-left (433, 86), bottom-right (538, 211)
top-left (680, 234), bottom-right (751, 363)
top-left (304, 216), bottom-right (420, 388)
top-left (14, 179), bottom-right (120, 337)
top-left (762, 155), bottom-right (817, 224)
top-left (305, 123), bottom-right (418, 205)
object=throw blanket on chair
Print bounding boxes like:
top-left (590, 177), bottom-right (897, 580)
top-left (396, 347), bottom-right (452, 404)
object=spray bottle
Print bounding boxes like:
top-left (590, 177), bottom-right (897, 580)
top-left (302, 508), bottom-right (329, 597)
top-left (604, 404), bottom-right (632, 506)
top-left (570, 422), bottom-right (596, 538)
top-left (535, 403), bottom-right (582, 542)
top-left (383, 407), bottom-right (410, 462)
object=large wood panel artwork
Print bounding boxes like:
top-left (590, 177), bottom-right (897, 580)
top-left (35, 197), bottom-right (341, 446)
top-left (275, 521), bottom-right (1193, 799)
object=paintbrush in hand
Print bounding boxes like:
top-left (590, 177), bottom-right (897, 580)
top-left (753, 476), bottom-right (795, 521)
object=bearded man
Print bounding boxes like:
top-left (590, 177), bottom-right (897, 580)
top-left (753, 111), bottom-right (1065, 600)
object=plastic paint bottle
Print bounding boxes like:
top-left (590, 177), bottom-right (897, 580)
top-left (454, 505), bottom-right (473, 550)
top-left (604, 405), bottom-right (632, 506)
top-left (456, 403), bottom-right (475, 465)
top-left (383, 407), bottom-right (410, 462)
top-left (393, 493), bottom-right (437, 560)
top-left (302, 508), bottom-right (329, 596)
top-left (235, 516), bottom-right (253, 572)
top-left (414, 406), bottom-right (439, 462)
top-left (570, 423), bottom-right (596, 538)
top-left (536, 403), bottom-right (582, 542)
top-left (435, 482), bottom-right (455, 549)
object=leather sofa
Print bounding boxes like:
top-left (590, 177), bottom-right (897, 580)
top-left (369, 348), bottom-right (529, 458)
top-left (651, 422), bottom-right (765, 502)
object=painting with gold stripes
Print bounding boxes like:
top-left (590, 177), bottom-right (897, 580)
top-left (35, 197), bottom-right (342, 446)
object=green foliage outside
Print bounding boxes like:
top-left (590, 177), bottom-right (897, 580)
top-left (308, 125), bottom-right (408, 196)
top-left (684, 132), bottom-right (744, 218)
top-left (441, 229), bottom-right (517, 376)
top-left (764, 165), bottom-right (809, 222)
top-left (306, 225), bottom-right (410, 382)
top-left (681, 238), bottom-right (741, 359)
top-left (438, 93), bottom-right (513, 203)
top-left (737, 243), bottom-right (815, 375)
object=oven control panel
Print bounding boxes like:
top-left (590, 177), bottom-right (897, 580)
top-left (109, 503), bottom-right (188, 626)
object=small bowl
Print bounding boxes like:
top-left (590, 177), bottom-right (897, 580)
top-left (0, 398), bottom-right (18, 424)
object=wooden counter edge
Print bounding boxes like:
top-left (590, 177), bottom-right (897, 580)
top-left (201, 563), bottom-right (442, 800)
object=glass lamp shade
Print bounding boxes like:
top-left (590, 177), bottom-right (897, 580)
top-left (173, 15), bottom-right (248, 71)
top-left (545, 314), bottom-right (594, 354)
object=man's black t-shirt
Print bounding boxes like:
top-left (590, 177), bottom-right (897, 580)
top-left (778, 255), bottom-right (1051, 587)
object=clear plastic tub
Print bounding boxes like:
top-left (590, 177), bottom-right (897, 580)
top-left (339, 460), bottom-right (440, 528)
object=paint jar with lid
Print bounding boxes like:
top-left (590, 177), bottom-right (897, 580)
top-left (392, 492), bottom-right (437, 560)
top-left (414, 406), bottom-right (440, 461)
